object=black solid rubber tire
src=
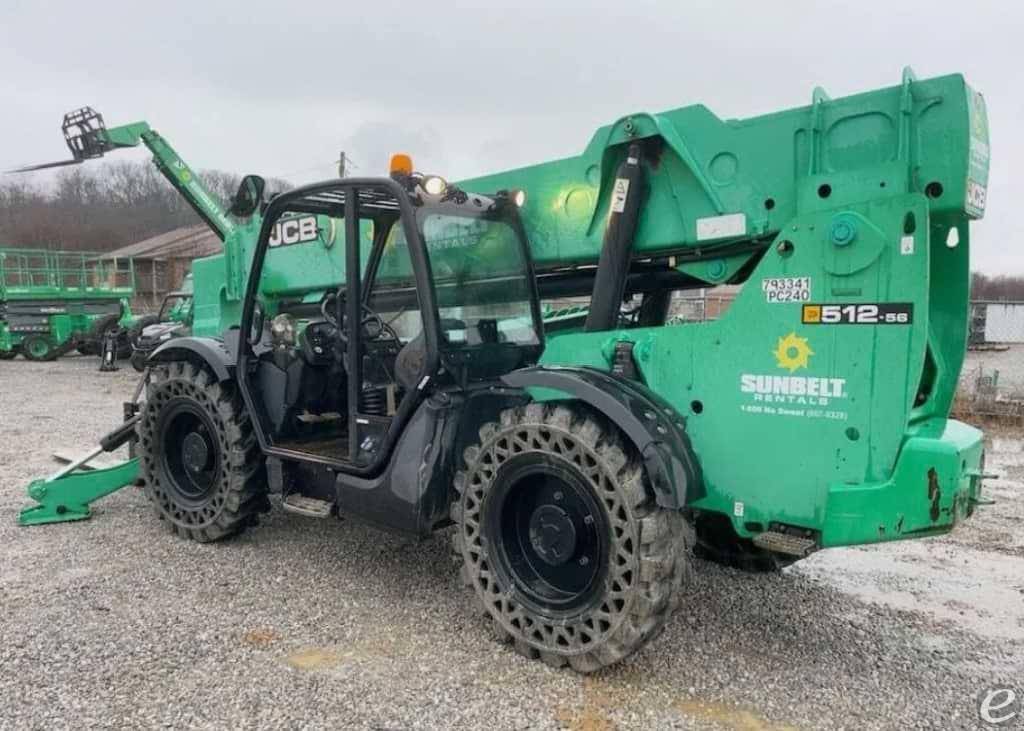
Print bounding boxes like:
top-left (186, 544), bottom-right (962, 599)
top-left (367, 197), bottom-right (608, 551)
top-left (452, 403), bottom-right (693, 673)
top-left (138, 361), bottom-right (269, 542)
top-left (21, 334), bottom-right (57, 362)
top-left (130, 350), bottom-right (149, 372)
top-left (82, 313), bottom-right (120, 357)
top-left (0, 348), bottom-right (19, 360)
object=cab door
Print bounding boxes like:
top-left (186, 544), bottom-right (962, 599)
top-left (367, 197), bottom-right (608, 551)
top-left (236, 179), bottom-right (440, 477)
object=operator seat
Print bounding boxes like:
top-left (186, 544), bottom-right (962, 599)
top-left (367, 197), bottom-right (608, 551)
top-left (392, 318), bottom-right (466, 392)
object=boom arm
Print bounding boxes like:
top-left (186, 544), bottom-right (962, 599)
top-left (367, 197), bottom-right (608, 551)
top-left (10, 107), bottom-right (238, 242)
top-left (460, 69), bottom-right (989, 288)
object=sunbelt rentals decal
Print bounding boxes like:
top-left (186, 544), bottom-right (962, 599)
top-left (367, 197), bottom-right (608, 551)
top-left (739, 332), bottom-right (848, 421)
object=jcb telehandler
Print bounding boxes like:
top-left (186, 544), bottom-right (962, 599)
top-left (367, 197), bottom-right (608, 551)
top-left (19, 69), bottom-right (990, 672)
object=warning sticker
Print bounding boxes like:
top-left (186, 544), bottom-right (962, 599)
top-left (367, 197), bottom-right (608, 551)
top-left (967, 179), bottom-right (987, 214)
top-left (761, 277), bottom-right (811, 303)
top-left (696, 212), bottom-right (746, 241)
top-left (610, 178), bottom-right (630, 213)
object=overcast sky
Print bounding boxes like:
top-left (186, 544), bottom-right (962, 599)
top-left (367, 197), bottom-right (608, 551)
top-left (1, 0), bottom-right (1020, 274)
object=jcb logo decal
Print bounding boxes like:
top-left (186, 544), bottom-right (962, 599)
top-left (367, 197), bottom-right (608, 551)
top-left (269, 216), bottom-right (320, 248)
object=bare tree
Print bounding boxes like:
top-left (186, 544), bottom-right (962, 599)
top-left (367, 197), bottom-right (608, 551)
top-left (0, 161), bottom-right (289, 252)
top-left (972, 272), bottom-right (1024, 301)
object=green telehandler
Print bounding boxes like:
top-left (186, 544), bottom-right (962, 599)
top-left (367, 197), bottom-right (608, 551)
top-left (18, 68), bottom-right (990, 672)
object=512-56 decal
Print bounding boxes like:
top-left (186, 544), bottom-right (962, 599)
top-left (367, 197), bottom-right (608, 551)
top-left (802, 303), bottom-right (913, 325)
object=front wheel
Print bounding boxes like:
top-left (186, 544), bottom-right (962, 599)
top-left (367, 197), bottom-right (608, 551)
top-left (0, 347), bottom-right (19, 360)
top-left (452, 403), bottom-right (692, 673)
top-left (138, 361), bottom-right (269, 541)
top-left (21, 334), bottom-right (57, 362)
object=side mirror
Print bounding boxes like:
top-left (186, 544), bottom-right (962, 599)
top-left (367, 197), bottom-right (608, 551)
top-left (229, 174), bottom-right (266, 218)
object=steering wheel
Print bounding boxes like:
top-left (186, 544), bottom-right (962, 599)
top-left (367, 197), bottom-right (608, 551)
top-left (320, 290), bottom-right (400, 343)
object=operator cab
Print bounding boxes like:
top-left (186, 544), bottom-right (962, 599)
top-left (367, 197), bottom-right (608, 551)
top-left (236, 159), bottom-right (542, 474)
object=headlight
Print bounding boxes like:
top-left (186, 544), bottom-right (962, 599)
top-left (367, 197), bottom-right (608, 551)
top-left (511, 189), bottom-right (526, 207)
top-left (271, 313), bottom-right (297, 346)
top-left (422, 175), bottom-right (447, 196)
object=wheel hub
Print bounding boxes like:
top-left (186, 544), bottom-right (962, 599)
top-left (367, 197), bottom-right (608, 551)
top-left (529, 505), bottom-right (577, 566)
top-left (158, 398), bottom-right (221, 504)
top-left (484, 454), bottom-right (609, 615)
top-left (182, 432), bottom-right (211, 473)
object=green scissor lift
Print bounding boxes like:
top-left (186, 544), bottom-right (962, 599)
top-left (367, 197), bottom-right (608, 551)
top-left (0, 247), bottom-right (136, 361)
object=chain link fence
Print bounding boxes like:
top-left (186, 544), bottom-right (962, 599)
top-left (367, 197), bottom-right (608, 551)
top-left (969, 301), bottom-right (1024, 348)
top-left (958, 302), bottom-right (1024, 423)
top-left (955, 349), bottom-right (1024, 424)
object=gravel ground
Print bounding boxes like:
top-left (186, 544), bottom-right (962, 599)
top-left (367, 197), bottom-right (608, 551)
top-left (1, 356), bottom-right (1023, 730)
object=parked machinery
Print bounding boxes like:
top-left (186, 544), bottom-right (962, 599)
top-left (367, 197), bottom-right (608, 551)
top-left (0, 247), bottom-right (136, 361)
top-left (20, 69), bottom-right (990, 672)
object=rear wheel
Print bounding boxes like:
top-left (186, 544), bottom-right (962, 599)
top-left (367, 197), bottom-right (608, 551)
top-left (130, 350), bottom-right (149, 372)
top-left (84, 314), bottom-right (132, 358)
top-left (0, 347), bottom-right (19, 360)
top-left (21, 334), bottom-right (57, 362)
top-left (138, 361), bottom-right (269, 542)
top-left (452, 403), bottom-right (692, 673)
top-left (693, 512), bottom-right (796, 573)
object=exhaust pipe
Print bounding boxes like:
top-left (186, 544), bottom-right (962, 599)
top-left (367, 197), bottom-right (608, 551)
top-left (584, 144), bottom-right (645, 332)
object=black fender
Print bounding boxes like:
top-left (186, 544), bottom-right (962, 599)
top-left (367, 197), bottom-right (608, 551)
top-left (502, 366), bottom-right (703, 510)
top-left (149, 334), bottom-right (236, 382)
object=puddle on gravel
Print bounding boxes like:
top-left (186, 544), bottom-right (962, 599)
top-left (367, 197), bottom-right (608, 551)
top-left (282, 629), bottom-right (412, 672)
top-left (241, 628), bottom-right (280, 647)
top-left (554, 676), bottom-right (792, 731)
top-left (673, 699), bottom-right (798, 731)
top-left (284, 647), bottom-right (342, 670)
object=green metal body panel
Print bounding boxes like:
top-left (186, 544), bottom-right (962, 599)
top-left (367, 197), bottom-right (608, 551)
top-left (460, 69), bottom-right (989, 547)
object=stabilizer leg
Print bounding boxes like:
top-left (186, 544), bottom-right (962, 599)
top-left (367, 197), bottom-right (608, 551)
top-left (18, 415), bottom-right (141, 527)
top-left (20, 458), bottom-right (139, 526)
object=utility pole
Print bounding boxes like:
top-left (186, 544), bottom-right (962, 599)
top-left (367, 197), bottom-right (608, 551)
top-left (337, 152), bottom-right (346, 179)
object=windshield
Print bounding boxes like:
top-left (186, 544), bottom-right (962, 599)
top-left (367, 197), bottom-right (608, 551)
top-left (424, 212), bottom-right (538, 346)
top-left (374, 210), bottom-right (539, 346)
top-left (159, 294), bottom-right (193, 323)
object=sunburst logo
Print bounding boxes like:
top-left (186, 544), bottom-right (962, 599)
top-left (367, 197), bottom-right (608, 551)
top-left (774, 332), bottom-right (813, 372)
